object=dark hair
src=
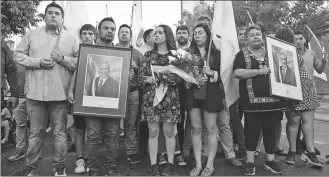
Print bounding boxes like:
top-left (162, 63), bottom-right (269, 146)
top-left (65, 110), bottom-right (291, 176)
top-left (237, 26), bottom-right (247, 33)
top-left (153, 25), bottom-right (177, 51)
top-left (189, 24), bottom-right (216, 55)
top-left (143, 29), bottom-right (154, 43)
top-left (79, 24), bottom-right (96, 37)
top-left (294, 30), bottom-right (309, 48)
top-left (244, 25), bottom-right (262, 38)
top-left (196, 15), bottom-right (212, 23)
top-left (176, 25), bottom-right (189, 35)
top-left (118, 24), bottom-right (132, 37)
top-left (275, 27), bottom-right (295, 44)
top-left (45, 2), bottom-right (64, 18)
top-left (98, 17), bottom-right (116, 31)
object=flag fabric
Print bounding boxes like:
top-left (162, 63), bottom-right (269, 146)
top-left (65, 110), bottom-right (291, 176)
top-left (211, 1), bottom-right (240, 107)
top-left (63, 1), bottom-right (91, 41)
top-left (131, 1), bottom-right (146, 53)
top-left (309, 36), bottom-right (329, 94)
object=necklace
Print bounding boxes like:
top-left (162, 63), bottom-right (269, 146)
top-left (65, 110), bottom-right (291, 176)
top-left (248, 47), bottom-right (267, 69)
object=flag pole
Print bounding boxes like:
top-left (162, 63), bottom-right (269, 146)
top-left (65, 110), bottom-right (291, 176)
top-left (181, 0), bottom-right (183, 22)
top-left (306, 25), bottom-right (325, 54)
top-left (244, 6), bottom-right (254, 25)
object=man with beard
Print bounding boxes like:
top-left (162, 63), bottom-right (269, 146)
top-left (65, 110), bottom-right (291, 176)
top-left (14, 2), bottom-right (80, 175)
top-left (176, 25), bottom-right (190, 49)
top-left (115, 24), bottom-right (143, 164)
top-left (83, 17), bottom-right (121, 176)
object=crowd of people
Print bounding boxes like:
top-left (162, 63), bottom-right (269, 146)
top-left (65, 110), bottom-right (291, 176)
top-left (1, 2), bottom-right (328, 176)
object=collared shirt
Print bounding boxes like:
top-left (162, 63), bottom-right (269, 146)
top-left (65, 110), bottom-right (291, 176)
top-left (1, 39), bottom-right (19, 97)
top-left (14, 26), bottom-right (80, 101)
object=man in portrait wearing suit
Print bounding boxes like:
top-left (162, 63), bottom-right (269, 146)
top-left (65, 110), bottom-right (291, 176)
top-left (279, 52), bottom-right (297, 86)
top-left (89, 60), bottom-right (119, 98)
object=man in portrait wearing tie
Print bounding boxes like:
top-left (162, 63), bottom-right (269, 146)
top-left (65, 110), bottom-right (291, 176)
top-left (279, 51), bottom-right (297, 86)
top-left (89, 60), bottom-right (119, 98)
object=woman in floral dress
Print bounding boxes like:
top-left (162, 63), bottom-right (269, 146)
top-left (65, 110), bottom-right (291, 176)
top-left (274, 27), bottom-right (324, 168)
top-left (138, 24), bottom-right (181, 176)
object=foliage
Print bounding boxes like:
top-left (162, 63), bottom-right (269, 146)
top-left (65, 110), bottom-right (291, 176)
top-left (177, 1), bottom-right (329, 36)
top-left (1, 0), bottom-right (43, 39)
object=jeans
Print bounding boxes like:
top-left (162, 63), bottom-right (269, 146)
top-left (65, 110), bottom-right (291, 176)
top-left (14, 98), bottom-right (28, 152)
top-left (229, 99), bottom-right (246, 150)
top-left (85, 117), bottom-right (120, 170)
top-left (125, 90), bottom-right (139, 155)
top-left (25, 98), bottom-right (68, 171)
top-left (217, 110), bottom-right (235, 159)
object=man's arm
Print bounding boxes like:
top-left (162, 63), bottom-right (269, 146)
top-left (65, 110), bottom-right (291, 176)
top-left (1, 41), bottom-right (19, 97)
top-left (57, 37), bottom-right (80, 71)
top-left (313, 50), bottom-right (327, 74)
top-left (13, 32), bottom-right (41, 69)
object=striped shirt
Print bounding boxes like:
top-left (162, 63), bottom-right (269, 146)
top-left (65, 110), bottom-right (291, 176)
top-left (14, 26), bottom-right (80, 101)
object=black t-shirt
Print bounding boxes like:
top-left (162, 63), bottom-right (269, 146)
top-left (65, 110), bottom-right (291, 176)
top-left (233, 49), bottom-right (289, 112)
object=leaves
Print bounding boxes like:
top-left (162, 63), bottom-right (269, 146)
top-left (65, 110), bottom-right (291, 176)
top-left (177, 1), bottom-right (329, 36)
top-left (1, 0), bottom-right (43, 38)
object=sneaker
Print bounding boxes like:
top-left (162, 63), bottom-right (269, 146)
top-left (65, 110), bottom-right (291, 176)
top-left (53, 164), bottom-right (66, 176)
top-left (235, 149), bottom-right (247, 160)
top-left (315, 147), bottom-right (321, 156)
top-left (175, 154), bottom-right (187, 166)
top-left (254, 151), bottom-right (260, 157)
top-left (264, 160), bottom-right (282, 174)
top-left (127, 154), bottom-right (141, 164)
top-left (161, 163), bottom-right (174, 176)
top-left (148, 164), bottom-right (160, 176)
top-left (46, 127), bottom-right (51, 133)
top-left (1, 138), bottom-right (8, 144)
top-left (158, 153), bottom-right (167, 165)
top-left (244, 162), bottom-right (255, 176)
top-left (190, 166), bottom-right (203, 176)
top-left (227, 157), bottom-right (242, 167)
top-left (275, 149), bottom-right (288, 156)
top-left (285, 151), bottom-right (296, 165)
top-left (75, 159), bottom-right (86, 174)
top-left (25, 167), bottom-right (38, 176)
top-left (301, 150), bottom-right (324, 168)
top-left (105, 166), bottom-right (120, 176)
top-left (8, 150), bottom-right (25, 162)
top-left (200, 167), bottom-right (215, 176)
top-left (296, 148), bottom-right (303, 155)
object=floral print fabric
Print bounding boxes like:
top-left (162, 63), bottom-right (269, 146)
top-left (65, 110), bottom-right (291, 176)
top-left (138, 51), bottom-right (182, 123)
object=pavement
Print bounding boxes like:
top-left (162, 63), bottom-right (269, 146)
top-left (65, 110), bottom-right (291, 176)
top-left (315, 96), bottom-right (329, 122)
top-left (1, 98), bottom-right (329, 176)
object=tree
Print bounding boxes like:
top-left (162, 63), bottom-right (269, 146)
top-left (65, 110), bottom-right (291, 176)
top-left (175, 2), bottom-right (213, 35)
top-left (1, 1), bottom-right (43, 39)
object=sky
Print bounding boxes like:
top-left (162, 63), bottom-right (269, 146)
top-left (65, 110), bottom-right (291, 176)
top-left (36, 1), bottom-right (195, 43)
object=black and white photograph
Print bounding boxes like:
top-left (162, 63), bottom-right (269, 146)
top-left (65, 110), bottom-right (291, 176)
top-left (82, 54), bottom-right (122, 109)
top-left (266, 36), bottom-right (303, 101)
top-left (2, 0), bottom-right (329, 176)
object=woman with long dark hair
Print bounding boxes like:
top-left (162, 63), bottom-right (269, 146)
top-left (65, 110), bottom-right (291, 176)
top-left (138, 25), bottom-right (181, 176)
top-left (186, 24), bottom-right (224, 176)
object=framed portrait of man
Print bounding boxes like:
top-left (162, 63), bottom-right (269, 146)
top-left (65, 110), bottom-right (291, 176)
top-left (265, 36), bottom-right (303, 101)
top-left (73, 44), bottom-right (132, 118)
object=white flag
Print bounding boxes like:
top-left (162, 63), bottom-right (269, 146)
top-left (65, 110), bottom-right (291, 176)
top-left (63, 1), bottom-right (91, 41)
top-left (131, 1), bottom-right (146, 53)
top-left (212, 1), bottom-right (240, 107)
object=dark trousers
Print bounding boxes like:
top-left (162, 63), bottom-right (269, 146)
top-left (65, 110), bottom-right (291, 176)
top-left (244, 111), bottom-right (281, 154)
top-left (139, 121), bottom-right (149, 154)
top-left (85, 117), bottom-right (120, 170)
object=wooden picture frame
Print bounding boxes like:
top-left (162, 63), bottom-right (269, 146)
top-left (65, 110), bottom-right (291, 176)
top-left (265, 35), bottom-right (303, 101)
top-left (73, 44), bottom-right (132, 118)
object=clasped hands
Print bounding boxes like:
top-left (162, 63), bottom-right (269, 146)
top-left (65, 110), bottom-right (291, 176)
top-left (40, 48), bottom-right (64, 69)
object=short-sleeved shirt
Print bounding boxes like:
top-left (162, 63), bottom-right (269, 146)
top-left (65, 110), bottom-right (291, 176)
top-left (233, 49), bottom-right (290, 112)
